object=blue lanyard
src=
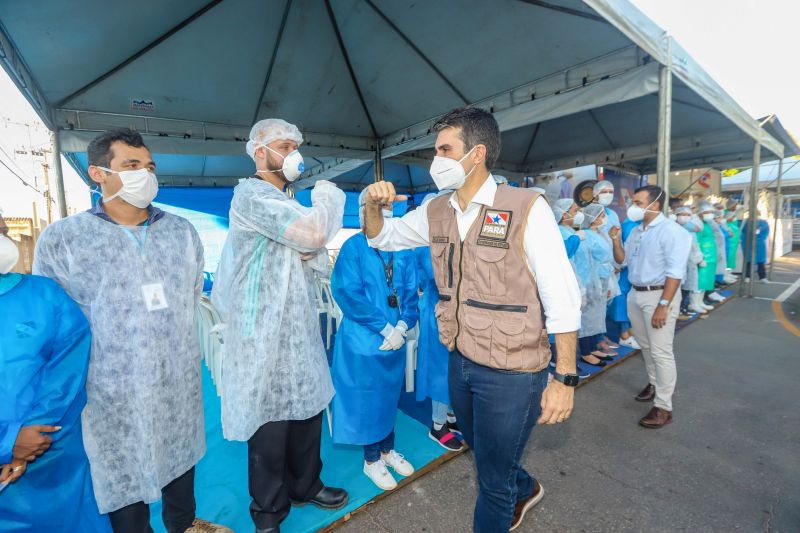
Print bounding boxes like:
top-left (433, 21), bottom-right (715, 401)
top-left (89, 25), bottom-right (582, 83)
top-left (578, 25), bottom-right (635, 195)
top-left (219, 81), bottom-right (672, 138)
top-left (119, 221), bottom-right (150, 256)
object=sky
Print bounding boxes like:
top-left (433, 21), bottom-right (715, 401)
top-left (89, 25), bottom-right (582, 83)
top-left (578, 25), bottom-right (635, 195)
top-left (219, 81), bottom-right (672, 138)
top-left (631, 0), bottom-right (800, 136)
top-left (0, 1), bottom-right (797, 222)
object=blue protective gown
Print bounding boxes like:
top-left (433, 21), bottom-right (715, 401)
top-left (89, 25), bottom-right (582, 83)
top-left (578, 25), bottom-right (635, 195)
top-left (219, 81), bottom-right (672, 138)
top-left (413, 247), bottom-right (450, 405)
top-left (331, 233), bottom-right (419, 446)
top-left (741, 220), bottom-right (769, 264)
top-left (608, 219), bottom-right (641, 323)
top-left (0, 274), bottom-right (111, 533)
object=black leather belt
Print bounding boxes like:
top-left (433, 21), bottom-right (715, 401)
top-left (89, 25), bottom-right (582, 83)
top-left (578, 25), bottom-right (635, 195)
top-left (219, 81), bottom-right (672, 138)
top-left (632, 285), bottom-right (665, 292)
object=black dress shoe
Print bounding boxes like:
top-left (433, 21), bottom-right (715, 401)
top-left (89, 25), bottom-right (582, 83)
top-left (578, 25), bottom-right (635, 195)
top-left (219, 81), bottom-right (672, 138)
top-left (635, 383), bottom-right (655, 402)
top-left (291, 486), bottom-right (349, 510)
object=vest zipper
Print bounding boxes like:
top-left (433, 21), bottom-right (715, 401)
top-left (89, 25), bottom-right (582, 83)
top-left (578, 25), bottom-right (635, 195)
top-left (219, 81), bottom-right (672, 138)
top-left (454, 240), bottom-right (464, 347)
top-left (447, 243), bottom-right (455, 288)
top-left (465, 299), bottom-right (527, 313)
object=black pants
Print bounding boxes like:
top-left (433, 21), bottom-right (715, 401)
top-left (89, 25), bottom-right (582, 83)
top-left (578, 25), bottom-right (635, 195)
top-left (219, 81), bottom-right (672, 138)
top-left (745, 262), bottom-right (767, 280)
top-left (109, 467), bottom-right (195, 533)
top-left (248, 412), bottom-right (324, 529)
top-left (578, 334), bottom-right (601, 357)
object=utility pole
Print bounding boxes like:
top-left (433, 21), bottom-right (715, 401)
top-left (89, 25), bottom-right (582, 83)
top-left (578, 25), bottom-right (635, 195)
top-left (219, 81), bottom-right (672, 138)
top-left (41, 161), bottom-right (53, 224)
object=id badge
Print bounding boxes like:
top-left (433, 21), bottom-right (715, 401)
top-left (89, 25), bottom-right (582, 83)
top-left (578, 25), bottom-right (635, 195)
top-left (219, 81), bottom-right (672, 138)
top-left (142, 283), bottom-right (169, 312)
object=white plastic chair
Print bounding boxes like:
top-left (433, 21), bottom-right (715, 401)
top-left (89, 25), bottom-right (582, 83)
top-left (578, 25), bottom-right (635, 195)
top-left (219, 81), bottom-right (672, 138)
top-left (195, 294), bottom-right (225, 396)
top-left (313, 276), bottom-right (336, 350)
top-left (405, 323), bottom-right (419, 393)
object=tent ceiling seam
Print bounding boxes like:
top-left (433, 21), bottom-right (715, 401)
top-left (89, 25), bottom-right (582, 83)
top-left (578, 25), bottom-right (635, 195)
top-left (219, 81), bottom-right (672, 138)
top-left (54, 0), bottom-right (224, 108)
top-left (522, 123), bottom-right (541, 165)
top-left (588, 109), bottom-right (616, 150)
top-left (324, 0), bottom-right (378, 139)
top-left (362, 0), bottom-right (469, 105)
top-left (672, 97), bottom-right (719, 116)
top-left (252, 0), bottom-right (293, 124)
top-left (516, 0), bottom-right (608, 23)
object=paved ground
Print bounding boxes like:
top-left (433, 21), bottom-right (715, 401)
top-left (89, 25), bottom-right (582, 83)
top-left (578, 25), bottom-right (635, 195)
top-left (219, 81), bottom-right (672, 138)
top-left (337, 253), bottom-right (800, 533)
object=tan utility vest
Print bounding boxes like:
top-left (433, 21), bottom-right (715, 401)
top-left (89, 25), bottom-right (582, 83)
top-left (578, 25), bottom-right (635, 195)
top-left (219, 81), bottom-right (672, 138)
top-left (426, 185), bottom-right (550, 372)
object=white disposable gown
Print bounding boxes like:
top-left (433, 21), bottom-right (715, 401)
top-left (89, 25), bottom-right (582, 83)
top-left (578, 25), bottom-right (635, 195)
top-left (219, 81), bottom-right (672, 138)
top-left (32, 211), bottom-right (206, 514)
top-left (212, 178), bottom-right (345, 441)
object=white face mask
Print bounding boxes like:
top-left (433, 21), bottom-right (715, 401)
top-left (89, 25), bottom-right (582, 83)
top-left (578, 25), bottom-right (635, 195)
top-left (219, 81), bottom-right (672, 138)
top-left (0, 234), bottom-right (20, 274)
top-left (626, 193), bottom-right (662, 222)
top-left (99, 167), bottom-right (159, 208)
top-left (677, 215), bottom-right (691, 225)
top-left (702, 213), bottom-right (715, 222)
top-left (429, 147), bottom-right (476, 191)
top-left (569, 211), bottom-right (585, 227)
top-left (257, 146), bottom-right (305, 182)
top-left (597, 192), bottom-right (614, 206)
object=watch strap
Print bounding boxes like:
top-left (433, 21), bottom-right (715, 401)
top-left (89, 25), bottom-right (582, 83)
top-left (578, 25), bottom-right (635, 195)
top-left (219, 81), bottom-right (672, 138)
top-left (553, 372), bottom-right (579, 387)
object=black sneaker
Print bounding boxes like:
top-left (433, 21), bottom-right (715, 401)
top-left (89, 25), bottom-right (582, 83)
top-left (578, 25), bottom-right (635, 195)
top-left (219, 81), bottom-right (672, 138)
top-left (429, 425), bottom-right (463, 451)
top-left (445, 417), bottom-right (461, 435)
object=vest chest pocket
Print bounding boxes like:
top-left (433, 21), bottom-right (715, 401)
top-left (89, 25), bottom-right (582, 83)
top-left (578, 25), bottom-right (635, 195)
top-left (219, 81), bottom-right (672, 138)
top-left (473, 245), bottom-right (507, 296)
top-left (430, 242), bottom-right (455, 289)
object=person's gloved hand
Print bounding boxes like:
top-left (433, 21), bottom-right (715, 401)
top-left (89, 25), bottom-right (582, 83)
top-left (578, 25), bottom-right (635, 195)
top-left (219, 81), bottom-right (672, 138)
top-left (699, 260), bottom-right (707, 268)
top-left (396, 320), bottom-right (409, 337)
top-left (576, 230), bottom-right (586, 241)
top-left (379, 323), bottom-right (405, 351)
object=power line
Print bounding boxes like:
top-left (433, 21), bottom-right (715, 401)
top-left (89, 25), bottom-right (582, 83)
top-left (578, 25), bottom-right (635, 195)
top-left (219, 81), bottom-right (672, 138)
top-left (0, 155), bottom-right (48, 198)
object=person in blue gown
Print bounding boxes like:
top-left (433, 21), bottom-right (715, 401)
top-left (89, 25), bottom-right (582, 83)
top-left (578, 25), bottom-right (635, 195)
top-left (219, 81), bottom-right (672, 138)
top-left (0, 231), bottom-right (111, 533)
top-left (741, 215), bottom-right (770, 282)
top-left (330, 193), bottom-right (420, 491)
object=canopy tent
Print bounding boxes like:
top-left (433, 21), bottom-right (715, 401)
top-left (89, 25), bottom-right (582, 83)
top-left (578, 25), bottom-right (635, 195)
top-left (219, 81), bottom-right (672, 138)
top-left (722, 157), bottom-right (800, 194)
top-left (0, 0), bottom-right (788, 200)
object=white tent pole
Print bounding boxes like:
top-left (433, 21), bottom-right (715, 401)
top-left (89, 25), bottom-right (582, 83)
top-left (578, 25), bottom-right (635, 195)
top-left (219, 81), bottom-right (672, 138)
top-left (767, 157), bottom-right (784, 280)
top-left (739, 142), bottom-right (760, 297)
top-left (656, 39), bottom-right (672, 212)
top-left (51, 128), bottom-right (68, 219)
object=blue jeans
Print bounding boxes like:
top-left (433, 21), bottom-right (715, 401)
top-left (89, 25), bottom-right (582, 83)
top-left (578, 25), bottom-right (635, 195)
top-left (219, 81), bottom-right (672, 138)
top-left (364, 430), bottom-right (395, 462)
top-left (449, 350), bottom-right (548, 533)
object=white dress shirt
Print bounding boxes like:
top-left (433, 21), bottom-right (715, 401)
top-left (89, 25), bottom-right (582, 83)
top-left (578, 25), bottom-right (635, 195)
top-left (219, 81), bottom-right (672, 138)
top-left (624, 213), bottom-right (693, 286)
top-left (368, 175), bottom-right (581, 334)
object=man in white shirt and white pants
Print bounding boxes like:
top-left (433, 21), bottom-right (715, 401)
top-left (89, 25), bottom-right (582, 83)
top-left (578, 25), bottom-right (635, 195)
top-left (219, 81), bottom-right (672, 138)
top-left (622, 185), bottom-right (692, 428)
top-left (363, 107), bottom-right (582, 533)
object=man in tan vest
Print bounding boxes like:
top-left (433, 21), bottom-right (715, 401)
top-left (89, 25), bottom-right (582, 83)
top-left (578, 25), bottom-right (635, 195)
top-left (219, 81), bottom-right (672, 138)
top-left (364, 107), bottom-right (581, 532)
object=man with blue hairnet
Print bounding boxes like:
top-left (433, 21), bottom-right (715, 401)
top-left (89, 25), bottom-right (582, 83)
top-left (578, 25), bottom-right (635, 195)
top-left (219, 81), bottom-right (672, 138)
top-left (213, 118), bottom-right (348, 532)
top-left (33, 129), bottom-right (228, 533)
top-left (330, 188), bottom-right (420, 491)
top-left (0, 216), bottom-right (110, 532)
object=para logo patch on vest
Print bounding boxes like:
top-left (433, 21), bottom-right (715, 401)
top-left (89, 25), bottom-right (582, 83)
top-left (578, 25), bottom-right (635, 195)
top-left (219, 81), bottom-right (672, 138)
top-left (479, 210), bottom-right (512, 241)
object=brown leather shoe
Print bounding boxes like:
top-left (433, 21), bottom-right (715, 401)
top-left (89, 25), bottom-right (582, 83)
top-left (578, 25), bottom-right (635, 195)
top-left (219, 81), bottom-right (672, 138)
top-left (509, 480), bottom-right (544, 531)
top-left (634, 383), bottom-right (655, 402)
top-left (638, 407), bottom-right (672, 428)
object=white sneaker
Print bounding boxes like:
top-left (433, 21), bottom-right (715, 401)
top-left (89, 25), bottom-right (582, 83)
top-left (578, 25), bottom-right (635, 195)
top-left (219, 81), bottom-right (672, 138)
top-left (689, 305), bottom-right (707, 314)
top-left (701, 302), bottom-right (715, 310)
top-left (759, 278), bottom-right (771, 284)
top-left (723, 275), bottom-right (738, 284)
top-left (618, 337), bottom-right (641, 350)
top-left (363, 459), bottom-right (397, 491)
top-left (708, 292), bottom-right (725, 302)
top-left (381, 450), bottom-right (415, 477)
top-left (744, 277), bottom-right (751, 282)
